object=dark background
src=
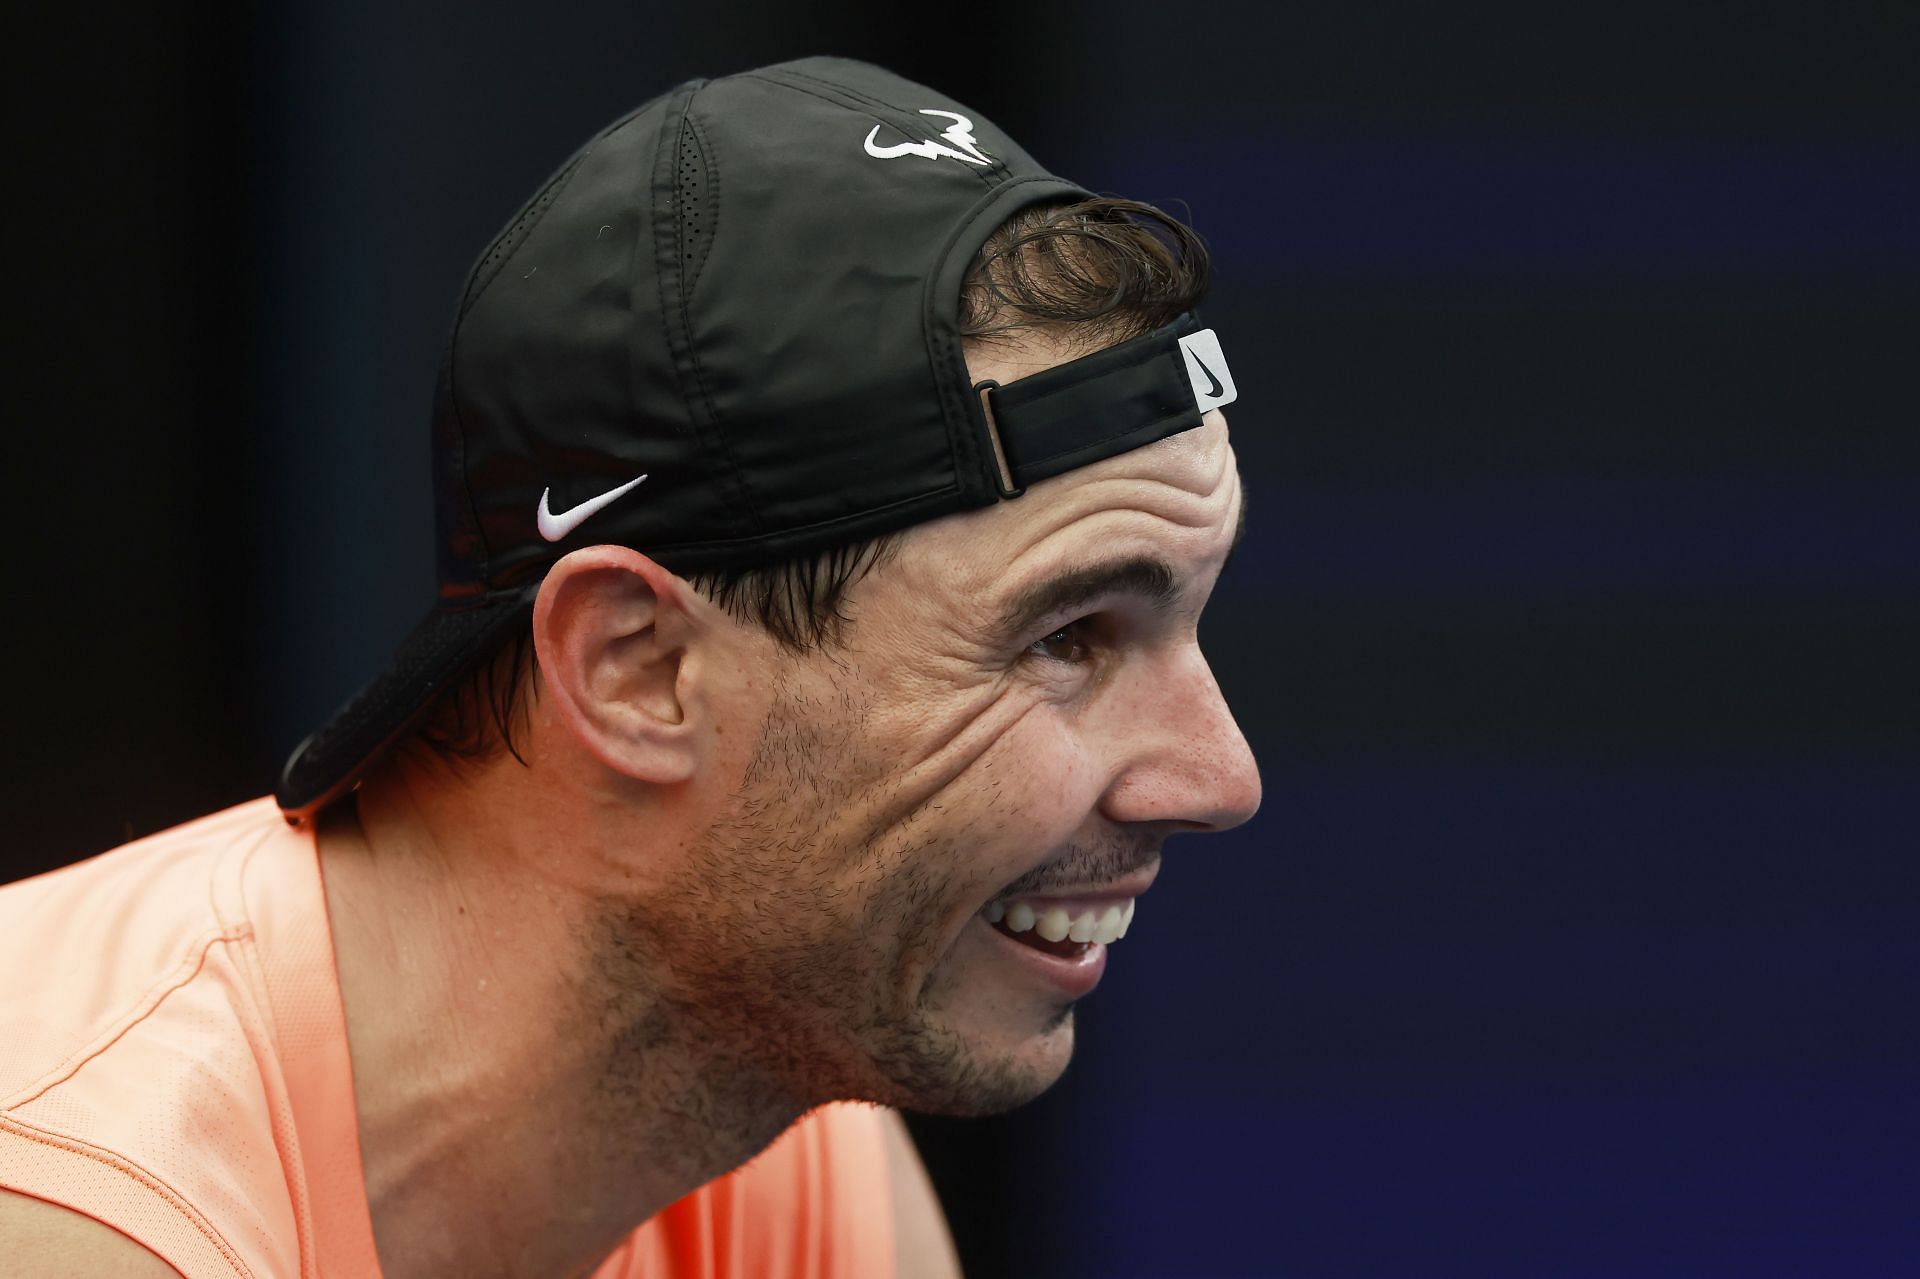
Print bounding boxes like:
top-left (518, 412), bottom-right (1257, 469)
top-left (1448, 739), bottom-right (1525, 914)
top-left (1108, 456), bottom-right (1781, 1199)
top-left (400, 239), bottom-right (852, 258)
top-left (8, 3), bottom-right (1918, 1275)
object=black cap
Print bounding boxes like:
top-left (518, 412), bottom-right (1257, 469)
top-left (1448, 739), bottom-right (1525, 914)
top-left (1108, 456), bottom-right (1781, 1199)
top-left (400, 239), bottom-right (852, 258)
top-left (277, 56), bottom-right (1238, 820)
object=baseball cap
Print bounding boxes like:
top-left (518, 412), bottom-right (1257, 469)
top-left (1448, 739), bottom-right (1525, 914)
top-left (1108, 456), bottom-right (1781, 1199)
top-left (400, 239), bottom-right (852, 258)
top-left (276, 55), bottom-right (1239, 821)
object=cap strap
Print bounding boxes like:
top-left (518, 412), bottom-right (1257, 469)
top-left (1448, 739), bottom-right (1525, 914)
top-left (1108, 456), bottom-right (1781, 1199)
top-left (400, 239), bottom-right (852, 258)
top-left (971, 313), bottom-right (1235, 498)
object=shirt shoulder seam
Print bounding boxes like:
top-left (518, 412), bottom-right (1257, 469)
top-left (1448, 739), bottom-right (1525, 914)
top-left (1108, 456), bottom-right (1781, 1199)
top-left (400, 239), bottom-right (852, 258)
top-left (0, 925), bottom-right (251, 1112)
top-left (0, 1112), bottom-right (256, 1278)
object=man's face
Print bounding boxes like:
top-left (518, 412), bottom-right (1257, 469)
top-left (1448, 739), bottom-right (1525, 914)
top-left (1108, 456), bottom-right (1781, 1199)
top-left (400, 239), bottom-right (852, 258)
top-left (619, 337), bottom-right (1260, 1118)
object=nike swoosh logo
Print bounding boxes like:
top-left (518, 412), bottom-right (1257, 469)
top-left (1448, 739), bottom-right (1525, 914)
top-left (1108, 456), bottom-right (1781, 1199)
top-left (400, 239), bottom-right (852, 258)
top-left (536, 474), bottom-right (648, 542)
top-left (1193, 354), bottom-right (1225, 400)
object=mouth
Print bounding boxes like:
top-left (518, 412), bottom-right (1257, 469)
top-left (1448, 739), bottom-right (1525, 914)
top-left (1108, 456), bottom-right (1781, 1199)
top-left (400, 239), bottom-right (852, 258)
top-left (963, 863), bottom-right (1157, 997)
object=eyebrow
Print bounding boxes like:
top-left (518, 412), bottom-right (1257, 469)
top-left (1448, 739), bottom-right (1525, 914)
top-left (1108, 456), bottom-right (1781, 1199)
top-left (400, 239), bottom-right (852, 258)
top-left (996, 556), bottom-right (1181, 638)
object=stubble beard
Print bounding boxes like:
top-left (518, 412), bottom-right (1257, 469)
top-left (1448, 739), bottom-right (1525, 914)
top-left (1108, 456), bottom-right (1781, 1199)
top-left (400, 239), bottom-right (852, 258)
top-left (581, 669), bottom-right (1061, 1168)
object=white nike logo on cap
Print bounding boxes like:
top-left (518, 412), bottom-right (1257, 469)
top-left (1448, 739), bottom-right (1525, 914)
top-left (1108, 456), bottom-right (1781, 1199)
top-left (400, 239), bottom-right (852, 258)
top-left (536, 474), bottom-right (649, 542)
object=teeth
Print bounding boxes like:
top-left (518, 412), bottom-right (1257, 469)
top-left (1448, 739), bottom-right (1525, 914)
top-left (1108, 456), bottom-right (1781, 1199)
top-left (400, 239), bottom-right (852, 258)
top-left (991, 897), bottom-right (1140, 945)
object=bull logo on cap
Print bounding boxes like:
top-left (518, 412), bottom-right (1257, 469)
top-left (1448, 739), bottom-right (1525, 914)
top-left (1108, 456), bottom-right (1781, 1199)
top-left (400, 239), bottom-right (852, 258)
top-left (863, 108), bottom-right (993, 167)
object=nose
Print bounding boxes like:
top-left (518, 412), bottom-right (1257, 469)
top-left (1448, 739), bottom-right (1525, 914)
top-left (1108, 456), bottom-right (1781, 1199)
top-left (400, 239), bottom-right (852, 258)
top-left (1097, 643), bottom-right (1262, 832)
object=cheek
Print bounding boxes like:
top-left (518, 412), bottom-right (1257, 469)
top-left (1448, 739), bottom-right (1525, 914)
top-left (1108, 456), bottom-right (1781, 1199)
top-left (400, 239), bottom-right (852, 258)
top-left (787, 683), bottom-right (1037, 862)
top-left (922, 709), bottom-right (1107, 880)
top-left (824, 713), bottom-right (1105, 949)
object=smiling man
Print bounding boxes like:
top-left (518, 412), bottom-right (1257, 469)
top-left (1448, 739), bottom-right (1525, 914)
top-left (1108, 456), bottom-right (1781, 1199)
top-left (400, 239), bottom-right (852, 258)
top-left (0, 57), bottom-right (1258, 1278)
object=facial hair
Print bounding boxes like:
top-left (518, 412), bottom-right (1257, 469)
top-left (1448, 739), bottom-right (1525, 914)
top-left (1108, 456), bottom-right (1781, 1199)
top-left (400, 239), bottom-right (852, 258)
top-left (577, 664), bottom-right (1069, 1161)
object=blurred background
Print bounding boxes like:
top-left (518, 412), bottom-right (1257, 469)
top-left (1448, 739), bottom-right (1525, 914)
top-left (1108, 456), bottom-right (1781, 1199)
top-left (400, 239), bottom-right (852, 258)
top-left (8, 2), bottom-right (1918, 1275)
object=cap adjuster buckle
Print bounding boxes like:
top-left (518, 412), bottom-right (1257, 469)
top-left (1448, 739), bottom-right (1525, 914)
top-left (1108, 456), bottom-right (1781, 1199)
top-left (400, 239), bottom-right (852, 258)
top-left (972, 380), bottom-right (1025, 499)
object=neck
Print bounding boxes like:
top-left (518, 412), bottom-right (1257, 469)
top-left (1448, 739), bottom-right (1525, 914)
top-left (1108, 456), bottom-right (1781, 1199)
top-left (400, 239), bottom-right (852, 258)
top-left (318, 763), bottom-right (802, 1279)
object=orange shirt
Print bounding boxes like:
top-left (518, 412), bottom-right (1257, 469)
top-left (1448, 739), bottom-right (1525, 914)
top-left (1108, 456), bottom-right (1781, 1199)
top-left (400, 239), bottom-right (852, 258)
top-left (0, 799), bottom-right (894, 1278)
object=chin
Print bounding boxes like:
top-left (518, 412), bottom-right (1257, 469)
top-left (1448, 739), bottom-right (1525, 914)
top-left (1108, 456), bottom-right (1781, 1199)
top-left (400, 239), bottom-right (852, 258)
top-left (853, 913), bottom-right (1100, 1115)
top-left (853, 1004), bottom-right (1079, 1119)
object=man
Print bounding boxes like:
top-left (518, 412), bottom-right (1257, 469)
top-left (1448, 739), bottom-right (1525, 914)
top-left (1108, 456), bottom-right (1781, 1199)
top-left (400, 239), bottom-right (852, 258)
top-left (0, 56), bottom-right (1258, 1277)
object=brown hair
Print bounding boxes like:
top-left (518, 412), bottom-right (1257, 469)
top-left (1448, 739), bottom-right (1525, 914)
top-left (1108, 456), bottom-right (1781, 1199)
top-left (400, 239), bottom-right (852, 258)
top-left (409, 194), bottom-right (1211, 767)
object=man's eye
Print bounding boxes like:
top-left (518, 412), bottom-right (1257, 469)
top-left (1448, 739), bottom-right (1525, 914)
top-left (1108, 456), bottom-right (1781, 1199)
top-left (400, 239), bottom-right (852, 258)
top-left (1029, 621), bottom-right (1093, 664)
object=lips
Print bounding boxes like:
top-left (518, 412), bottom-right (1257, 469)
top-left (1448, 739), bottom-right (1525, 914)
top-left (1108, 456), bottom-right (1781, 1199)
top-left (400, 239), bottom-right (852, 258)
top-left (967, 861), bottom-right (1157, 997)
top-left (975, 911), bottom-right (1108, 998)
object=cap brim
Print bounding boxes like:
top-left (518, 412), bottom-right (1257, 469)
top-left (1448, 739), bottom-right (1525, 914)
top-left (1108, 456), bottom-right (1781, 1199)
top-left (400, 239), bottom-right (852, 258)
top-left (275, 587), bottom-right (536, 822)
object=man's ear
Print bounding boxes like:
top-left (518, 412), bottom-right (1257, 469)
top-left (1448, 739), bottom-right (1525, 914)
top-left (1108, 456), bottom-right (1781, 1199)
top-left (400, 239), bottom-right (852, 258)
top-left (533, 546), bottom-right (706, 784)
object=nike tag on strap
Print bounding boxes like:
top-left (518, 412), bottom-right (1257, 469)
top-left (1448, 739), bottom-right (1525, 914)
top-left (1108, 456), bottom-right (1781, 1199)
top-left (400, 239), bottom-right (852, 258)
top-left (1177, 329), bottom-right (1237, 412)
top-left (536, 474), bottom-right (649, 542)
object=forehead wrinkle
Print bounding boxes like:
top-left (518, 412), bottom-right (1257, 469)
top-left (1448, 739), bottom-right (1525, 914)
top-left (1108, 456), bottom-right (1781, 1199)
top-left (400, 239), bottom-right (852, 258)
top-left (871, 426), bottom-right (1242, 655)
top-left (1220, 469), bottom-right (1249, 574)
top-left (957, 452), bottom-right (1243, 653)
top-left (997, 463), bottom-right (1234, 572)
